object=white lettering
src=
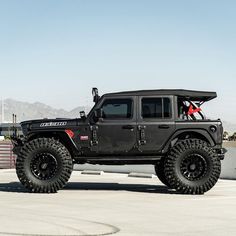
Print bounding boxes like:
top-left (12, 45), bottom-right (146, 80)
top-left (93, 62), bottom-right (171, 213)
top-left (40, 122), bottom-right (67, 127)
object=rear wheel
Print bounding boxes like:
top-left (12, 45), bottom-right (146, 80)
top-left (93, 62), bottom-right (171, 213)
top-left (16, 138), bottom-right (73, 193)
top-left (164, 139), bottom-right (221, 194)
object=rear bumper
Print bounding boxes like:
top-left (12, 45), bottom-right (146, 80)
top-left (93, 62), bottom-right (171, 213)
top-left (214, 147), bottom-right (227, 160)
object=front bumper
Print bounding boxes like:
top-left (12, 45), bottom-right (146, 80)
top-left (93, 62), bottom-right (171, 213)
top-left (214, 147), bottom-right (227, 160)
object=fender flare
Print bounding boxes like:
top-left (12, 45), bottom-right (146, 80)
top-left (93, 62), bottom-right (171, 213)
top-left (162, 129), bottom-right (215, 153)
top-left (25, 131), bottom-right (79, 154)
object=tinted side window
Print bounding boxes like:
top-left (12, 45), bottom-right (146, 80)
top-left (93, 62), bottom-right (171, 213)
top-left (142, 98), bottom-right (171, 119)
top-left (101, 99), bottom-right (132, 119)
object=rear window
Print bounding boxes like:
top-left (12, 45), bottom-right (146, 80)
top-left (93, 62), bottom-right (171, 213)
top-left (142, 97), bottom-right (171, 119)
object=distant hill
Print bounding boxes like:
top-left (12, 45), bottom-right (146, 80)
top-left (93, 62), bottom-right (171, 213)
top-left (0, 99), bottom-right (90, 122)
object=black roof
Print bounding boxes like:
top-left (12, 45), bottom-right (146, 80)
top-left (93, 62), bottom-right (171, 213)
top-left (105, 89), bottom-right (217, 101)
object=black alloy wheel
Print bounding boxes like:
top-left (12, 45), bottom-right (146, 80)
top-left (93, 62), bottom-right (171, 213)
top-left (30, 152), bottom-right (58, 181)
top-left (180, 153), bottom-right (208, 181)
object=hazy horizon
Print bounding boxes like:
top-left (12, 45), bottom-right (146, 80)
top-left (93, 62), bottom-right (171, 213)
top-left (0, 1), bottom-right (235, 122)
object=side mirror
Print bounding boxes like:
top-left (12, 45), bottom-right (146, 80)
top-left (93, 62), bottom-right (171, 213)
top-left (94, 108), bottom-right (103, 119)
top-left (80, 111), bottom-right (86, 119)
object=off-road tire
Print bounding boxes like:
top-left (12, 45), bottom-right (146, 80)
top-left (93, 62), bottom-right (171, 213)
top-left (164, 139), bottom-right (221, 194)
top-left (16, 138), bottom-right (73, 193)
top-left (155, 158), bottom-right (171, 188)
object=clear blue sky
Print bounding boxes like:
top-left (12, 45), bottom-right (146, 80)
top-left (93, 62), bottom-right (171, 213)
top-left (0, 0), bottom-right (235, 122)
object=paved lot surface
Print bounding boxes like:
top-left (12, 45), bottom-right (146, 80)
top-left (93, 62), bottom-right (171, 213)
top-left (0, 170), bottom-right (236, 236)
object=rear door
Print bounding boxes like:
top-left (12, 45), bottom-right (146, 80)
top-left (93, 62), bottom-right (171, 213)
top-left (137, 96), bottom-right (176, 154)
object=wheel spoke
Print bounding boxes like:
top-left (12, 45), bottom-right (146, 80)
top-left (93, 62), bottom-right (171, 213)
top-left (30, 152), bottom-right (58, 180)
top-left (180, 154), bottom-right (207, 181)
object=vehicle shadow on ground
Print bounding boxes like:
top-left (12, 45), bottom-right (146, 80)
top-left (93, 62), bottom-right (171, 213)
top-left (0, 182), bottom-right (28, 193)
top-left (0, 181), bottom-right (181, 194)
top-left (65, 182), bottom-right (178, 194)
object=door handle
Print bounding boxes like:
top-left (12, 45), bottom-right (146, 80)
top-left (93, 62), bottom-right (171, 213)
top-left (122, 125), bottom-right (134, 130)
top-left (158, 125), bottom-right (170, 129)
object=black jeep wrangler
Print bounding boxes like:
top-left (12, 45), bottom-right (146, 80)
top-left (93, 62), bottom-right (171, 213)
top-left (12, 88), bottom-right (226, 194)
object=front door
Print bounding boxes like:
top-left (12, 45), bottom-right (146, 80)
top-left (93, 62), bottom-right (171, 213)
top-left (137, 96), bottom-right (176, 154)
top-left (95, 97), bottom-right (137, 155)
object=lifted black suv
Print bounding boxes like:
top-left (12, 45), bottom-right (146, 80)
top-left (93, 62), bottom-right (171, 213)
top-left (12, 88), bottom-right (226, 194)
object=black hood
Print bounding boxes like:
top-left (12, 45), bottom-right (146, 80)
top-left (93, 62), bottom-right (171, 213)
top-left (20, 118), bottom-right (79, 136)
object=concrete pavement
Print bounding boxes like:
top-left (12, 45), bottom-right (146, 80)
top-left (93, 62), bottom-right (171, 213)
top-left (0, 169), bottom-right (236, 235)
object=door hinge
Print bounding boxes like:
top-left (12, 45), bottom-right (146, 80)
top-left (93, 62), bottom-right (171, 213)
top-left (90, 125), bottom-right (98, 146)
top-left (138, 125), bottom-right (146, 145)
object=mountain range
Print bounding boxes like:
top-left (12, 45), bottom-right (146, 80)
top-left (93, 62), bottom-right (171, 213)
top-left (0, 99), bottom-right (235, 134)
top-left (0, 99), bottom-right (90, 123)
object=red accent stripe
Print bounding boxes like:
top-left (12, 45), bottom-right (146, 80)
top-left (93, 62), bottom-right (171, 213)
top-left (65, 129), bottom-right (74, 138)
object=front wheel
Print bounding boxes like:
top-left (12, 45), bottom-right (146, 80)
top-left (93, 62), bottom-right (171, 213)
top-left (16, 138), bottom-right (73, 193)
top-left (164, 139), bottom-right (221, 194)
